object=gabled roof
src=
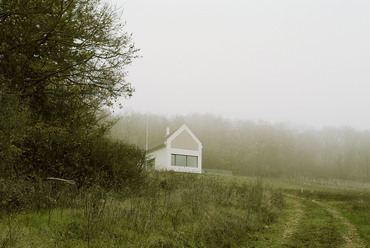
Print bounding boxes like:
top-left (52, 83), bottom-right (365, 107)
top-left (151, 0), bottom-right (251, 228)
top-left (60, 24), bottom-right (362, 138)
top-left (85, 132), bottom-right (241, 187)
top-left (147, 135), bottom-right (170, 152)
top-left (147, 124), bottom-right (201, 153)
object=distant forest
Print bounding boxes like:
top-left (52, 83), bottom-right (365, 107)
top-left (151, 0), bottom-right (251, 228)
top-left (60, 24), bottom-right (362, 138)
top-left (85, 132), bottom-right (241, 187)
top-left (110, 112), bottom-right (370, 182)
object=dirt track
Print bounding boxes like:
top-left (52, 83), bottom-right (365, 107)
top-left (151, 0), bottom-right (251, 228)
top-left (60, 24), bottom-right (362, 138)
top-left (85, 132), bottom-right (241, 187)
top-left (282, 194), bottom-right (366, 248)
top-left (282, 195), bottom-right (304, 240)
top-left (314, 200), bottom-right (366, 248)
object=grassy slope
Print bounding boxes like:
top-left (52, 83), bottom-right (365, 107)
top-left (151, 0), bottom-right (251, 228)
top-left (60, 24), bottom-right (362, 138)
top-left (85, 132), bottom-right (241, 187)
top-left (1, 174), bottom-right (369, 247)
top-left (0, 172), bottom-right (283, 248)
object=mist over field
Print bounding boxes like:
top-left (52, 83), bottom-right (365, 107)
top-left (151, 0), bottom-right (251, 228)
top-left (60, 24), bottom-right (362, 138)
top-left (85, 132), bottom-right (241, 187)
top-left (110, 112), bottom-right (370, 182)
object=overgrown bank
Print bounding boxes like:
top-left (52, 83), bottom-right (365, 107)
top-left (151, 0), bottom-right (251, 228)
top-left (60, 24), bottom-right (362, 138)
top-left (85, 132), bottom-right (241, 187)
top-left (0, 172), bottom-right (284, 247)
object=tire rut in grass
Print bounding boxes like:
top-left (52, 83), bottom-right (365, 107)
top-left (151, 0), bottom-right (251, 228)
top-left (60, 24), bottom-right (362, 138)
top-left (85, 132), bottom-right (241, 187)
top-left (313, 201), bottom-right (366, 248)
top-left (285, 195), bottom-right (344, 247)
top-left (282, 195), bottom-right (304, 241)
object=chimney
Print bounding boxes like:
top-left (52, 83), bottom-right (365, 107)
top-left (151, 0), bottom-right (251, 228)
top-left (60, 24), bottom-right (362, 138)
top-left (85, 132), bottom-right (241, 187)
top-left (166, 127), bottom-right (170, 136)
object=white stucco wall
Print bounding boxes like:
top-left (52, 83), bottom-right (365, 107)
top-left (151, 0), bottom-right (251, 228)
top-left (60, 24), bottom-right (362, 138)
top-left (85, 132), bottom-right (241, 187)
top-left (148, 147), bottom-right (167, 170)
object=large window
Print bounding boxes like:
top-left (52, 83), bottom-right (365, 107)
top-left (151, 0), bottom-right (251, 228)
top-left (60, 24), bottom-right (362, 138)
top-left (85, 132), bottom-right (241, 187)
top-left (171, 154), bottom-right (198, 168)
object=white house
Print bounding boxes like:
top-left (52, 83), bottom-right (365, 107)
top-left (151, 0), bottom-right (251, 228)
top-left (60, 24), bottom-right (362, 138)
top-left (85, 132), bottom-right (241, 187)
top-left (147, 124), bottom-right (202, 173)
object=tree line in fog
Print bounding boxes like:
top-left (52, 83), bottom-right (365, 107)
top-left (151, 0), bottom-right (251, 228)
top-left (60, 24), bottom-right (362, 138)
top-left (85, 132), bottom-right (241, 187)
top-left (110, 112), bottom-right (370, 182)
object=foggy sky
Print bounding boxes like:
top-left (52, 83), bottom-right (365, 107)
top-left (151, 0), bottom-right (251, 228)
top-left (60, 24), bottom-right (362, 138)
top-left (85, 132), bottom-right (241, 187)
top-left (111, 0), bottom-right (370, 130)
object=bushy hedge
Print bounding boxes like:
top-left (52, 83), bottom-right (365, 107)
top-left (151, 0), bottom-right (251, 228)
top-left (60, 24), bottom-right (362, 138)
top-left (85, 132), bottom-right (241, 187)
top-left (1, 92), bottom-right (146, 188)
top-left (15, 123), bottom-right (146, 188)
top-left (0, 177), bottom-right (78, 215)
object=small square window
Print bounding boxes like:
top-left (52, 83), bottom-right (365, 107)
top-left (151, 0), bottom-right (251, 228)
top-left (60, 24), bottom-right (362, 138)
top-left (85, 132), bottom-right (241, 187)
top-left (148, 158), bottom-right (155, 168)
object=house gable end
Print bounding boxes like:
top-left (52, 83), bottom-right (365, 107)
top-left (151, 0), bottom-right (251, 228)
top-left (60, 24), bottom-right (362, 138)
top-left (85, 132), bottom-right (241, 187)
top-left (171, 129), bottom-right (199, 150)
top-left (167, 124), bottom-right (201, 151)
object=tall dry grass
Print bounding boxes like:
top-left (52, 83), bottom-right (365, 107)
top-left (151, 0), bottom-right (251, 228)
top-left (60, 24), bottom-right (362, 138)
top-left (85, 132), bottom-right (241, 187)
top-left (0, 172), bottom-right (284, 247)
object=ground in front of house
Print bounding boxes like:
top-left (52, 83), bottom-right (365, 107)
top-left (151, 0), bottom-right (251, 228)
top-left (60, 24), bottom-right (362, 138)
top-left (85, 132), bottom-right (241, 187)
top-left (0, 173), bottom-right (369, 247)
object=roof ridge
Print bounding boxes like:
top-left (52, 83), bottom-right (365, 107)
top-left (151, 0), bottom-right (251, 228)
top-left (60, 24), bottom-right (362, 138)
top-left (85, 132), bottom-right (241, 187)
top-left (147, 125), bottom-right (184, 152)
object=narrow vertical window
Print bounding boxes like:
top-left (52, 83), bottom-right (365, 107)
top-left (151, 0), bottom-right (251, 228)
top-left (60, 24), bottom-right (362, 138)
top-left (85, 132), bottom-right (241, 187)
top-left (171, 154), bottom-right (176, 165)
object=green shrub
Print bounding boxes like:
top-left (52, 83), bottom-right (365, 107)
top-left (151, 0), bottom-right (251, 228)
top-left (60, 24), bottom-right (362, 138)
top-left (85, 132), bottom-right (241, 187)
top-left (8, 121), bottom-right (145, 188)
top-left (0, 93), bottom-right (30, 178)
top-left (0, 177), bottom-right (78, 215)
top-left (1, 93), bottom-right (145, 189)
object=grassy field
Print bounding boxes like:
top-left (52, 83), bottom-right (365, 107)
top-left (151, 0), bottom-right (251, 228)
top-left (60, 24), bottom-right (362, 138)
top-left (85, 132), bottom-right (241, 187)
top-left (1, 173), bottom-right (369, 247)
top-left (251, 177), bottom-right (370, 248)
top-left (0, 172), bottom-right (283, 247)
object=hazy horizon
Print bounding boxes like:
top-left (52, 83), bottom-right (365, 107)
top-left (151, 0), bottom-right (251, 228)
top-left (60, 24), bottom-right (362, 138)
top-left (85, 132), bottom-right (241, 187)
top-left (110, 0), bottom-right (370, 130)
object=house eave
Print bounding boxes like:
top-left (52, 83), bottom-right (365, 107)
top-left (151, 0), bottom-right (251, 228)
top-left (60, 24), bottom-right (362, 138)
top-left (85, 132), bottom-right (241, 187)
top-left (147, 143), bottom-right (166, 153)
